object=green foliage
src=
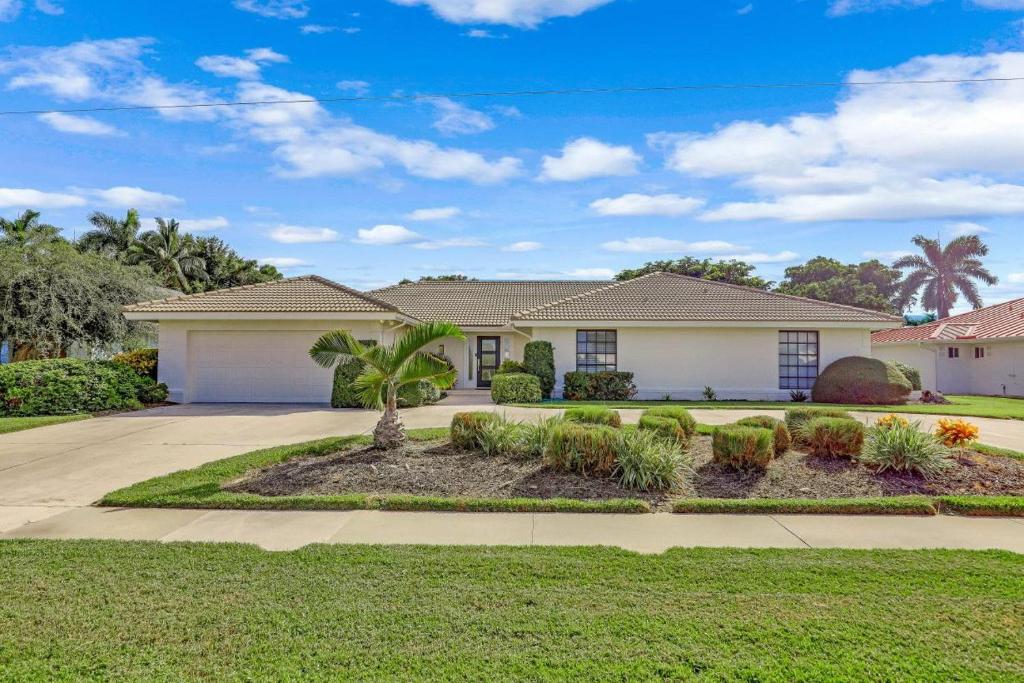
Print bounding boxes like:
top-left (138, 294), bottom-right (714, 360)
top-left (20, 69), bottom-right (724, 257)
top-left (711, 426), bottom-right (774, 470)
top-left (736, 416), bottom-right (792, 454)
top-left (615, 256), bottom-right (772, 289)
top-left (331, 357), bottom-right (366, 408)
top-left (131, 218), bottom-right (208, 293)
top-left (673, 496), bottom-right (938, 515)
top-left (891, 361), bottom-right (923, 391)
top-left (702, 386), bottom-right (717, 401)
top-left (642, 406), bottom-right (697, 437)
top-left (476, 418), bottom-right (528, 458)
top-left (613, 428), bottom-right (687, 491)
top-left (775, 256), bottom-right (903, 313)
top-left (894, 234), bottom-right (998, 318)
top-left (563, 405), bottom-right (622, 428)
top-left (637, 414), bottom-right (687, 446)
top-left (812, 356), bottom-right (913, 405)
top-left (450, 412), bottom-right (501, 450)
top-left (397, 380), bottom-right (441, 407)
top-left (111, 348), bottom-right (158, 380)
top-left (523, 341), bottom-right (556, 399)
top-left (0, 358), bottom-right (165, 416)
top-left (543, 422), bottom-right (619, 475)
top-left (799, 417), bottom-right (865, 458)
top-left (789, 390), bottom-right (809, 402)
top-left (496, 359), bottom-right (528, 374)
top-left (785, 407), bottom-right (854, 443)
top-left (563, 371), bottom-right (636, 401)
top-left (491, 373), bottom-right (542, 404)
top-left (861, 422), bottom-right (951, 477)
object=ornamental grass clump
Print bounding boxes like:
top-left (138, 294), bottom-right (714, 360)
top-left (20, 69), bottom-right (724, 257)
top-left (449, 411), bottom-right (501, 450)
top-left (861, 421), bottom-right (952, 477)
top-left (785, 407), bottom-right (853, 447)
top-left (519, 416), bottom-right (563, 459)
top-left (711, 426), bottom-right (774, 470)
top-left (799, 417), bottom-right (865, 458)
top-left (613, 429), bottom-right (687, 492)
top-left (641, 406), bottom-right (697, 438)
top-left (563, 406), bottom-right (622, 428)
top-left (476, 418), bottom-right (527, 458)
top-left (735, 416), bottom-right (791, 454)
top-left (544, 422), bottom-right (619, 475)
top-left (638, 415), bottom-right (688, 447)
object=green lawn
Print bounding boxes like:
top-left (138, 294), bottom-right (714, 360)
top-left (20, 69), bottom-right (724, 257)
top-left (519, 395), bottom-right (1024, 420)
top-left (0, 541), bottom-right (1020, 680)
top-left (0, 414), bottom-right (89, 435)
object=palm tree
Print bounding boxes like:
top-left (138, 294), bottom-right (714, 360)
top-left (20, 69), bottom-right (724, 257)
top-left (893, 234), bottom-right (998, 319)
top-left (78, 209), bottom-right (141, 259)
top-left (0, 209), bottom-right (61, 246)
top-left (131, 218), bottom-right (208, 292)
top-left (310, 322), bottom-right (464, 448)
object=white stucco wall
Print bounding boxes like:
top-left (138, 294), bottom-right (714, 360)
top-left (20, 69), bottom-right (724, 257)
top-left (969, 341), bottom-right (1024, 396)
top-left (439, 331), bottom-right (526, 389)
top-left (873, 340), bottom-right (1024, 397)
top-left (871, 344), bottom-right (939, 391)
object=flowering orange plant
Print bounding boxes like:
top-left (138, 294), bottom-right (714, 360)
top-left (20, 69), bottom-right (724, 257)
top-left (935, 418), bottom-right (979, 448)
top-left (876, 414), bottom-right (910, 430)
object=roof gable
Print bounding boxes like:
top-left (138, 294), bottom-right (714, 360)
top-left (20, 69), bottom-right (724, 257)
top-left (872, 297), bottom-right (1024, 343)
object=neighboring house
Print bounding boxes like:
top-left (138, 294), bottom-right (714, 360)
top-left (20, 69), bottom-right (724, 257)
top-left (123, 272), bottom-right (901, 404)
top-left (872, 297), bottom-right (1024, 397)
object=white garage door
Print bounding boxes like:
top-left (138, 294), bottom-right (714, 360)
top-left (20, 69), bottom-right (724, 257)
top-left (188, 331), bottom-right (334, 403)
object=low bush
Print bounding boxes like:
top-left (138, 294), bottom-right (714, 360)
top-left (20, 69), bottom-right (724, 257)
top-left (811, 356), bottom-right (912, 405)
top-left (711, 426), bottom-right (774, 470)
top-left (891, 361), bottom-right (922, 391)
top-left (789, 390), bottom-right (809, 402)
top-left (544, 422), bottom-right (619, 475)
top-left (450, 412), bottom-right (500, 450)
top-left (0, 358), bottom-right (165, 416)
top-left (563, 405), bottom-right (622, 428)
top-left (785, 407), bottom-right (853, 446)
top-left (524, 341), bottom-right (555, 399)
top-left (800, 417), bottom-right (865, 458)
top-left (397, 380), bottom-right (441, 408)
top-left (638, 415), bottom-right (687, 446)
top-left (642, 406), bottom-right (697, 437)
top-left (519, 416), bottom-right (563, 459)
top-left (111, 348), bottom-right (158, 380)
top-left (496, 359), bottom-right (528, 375)
top-left (562, 371), bottom-right (636, 401)
top-left (861, 422), bottom-right (951, 477)
top-left (614, 429), bottom-right (686, 491)
top-left (332, 345), bottom-right (441, 409)
top-left (490, 373), bottom-right (542, 404)
top-left (735, 416), bottom-right (791, 454)
top-left (477, 418), bottom-right (527, 458)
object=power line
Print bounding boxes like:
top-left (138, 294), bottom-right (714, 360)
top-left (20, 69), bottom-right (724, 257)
top-left (0, 75), bottom-right (1022, 116)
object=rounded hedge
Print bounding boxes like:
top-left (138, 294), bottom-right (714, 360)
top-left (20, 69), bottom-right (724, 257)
top-left (638, 414), bottom-right (688, 446)
top-left (642, 406), bottom-right (697, 437)
top-left (811, 356), bottom-right (912, 405)
top-left (736, 416), bottom-right (792, 454)
top-left (711, 425), bottom-right (774, 470)
top-left (0, 358), bottom-right (166, 416)
top-left (490, 373), bottom-right (542, 404)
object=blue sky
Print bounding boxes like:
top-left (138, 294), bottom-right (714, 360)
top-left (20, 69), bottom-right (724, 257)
top-left (2, 0), bottom-right (1024, 308)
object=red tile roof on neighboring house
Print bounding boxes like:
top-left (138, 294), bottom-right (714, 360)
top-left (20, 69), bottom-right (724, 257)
top-left (871, 297), bottom-right (1024, 344)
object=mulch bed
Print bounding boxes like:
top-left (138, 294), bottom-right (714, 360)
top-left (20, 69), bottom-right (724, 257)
top-left (229, 436), bottom-right (1024, 511)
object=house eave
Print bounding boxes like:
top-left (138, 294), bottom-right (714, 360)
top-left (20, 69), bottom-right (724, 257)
top-left (123, 311), bottom-right (417, 323)
top-left (512, 319), bottom-right (902, 329)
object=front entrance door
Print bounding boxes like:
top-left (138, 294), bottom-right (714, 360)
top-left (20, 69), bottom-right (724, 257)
top-left (476, 336), bottom-right (500, 388)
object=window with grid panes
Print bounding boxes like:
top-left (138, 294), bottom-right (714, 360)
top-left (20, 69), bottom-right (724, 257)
top-left (576, 330), bottom-right (617, 372)
top-left (779, 331), bottom-right (819, 390)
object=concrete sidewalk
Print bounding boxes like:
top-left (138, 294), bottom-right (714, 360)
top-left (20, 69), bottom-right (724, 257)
top-left (2, 506), bottom-right (1022, 553)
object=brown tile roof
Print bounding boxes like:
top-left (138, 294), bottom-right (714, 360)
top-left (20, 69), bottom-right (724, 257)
top-left (124, 275), bottom-right (401, 314)
top-left (872, 297), bottom-right (1024, 344)
top-left (370, 280), bottom-right (610, 326)
top-left (511, 272), bottom-right (903, 324)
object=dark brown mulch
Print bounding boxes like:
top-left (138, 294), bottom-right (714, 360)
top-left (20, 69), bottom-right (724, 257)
top-left (875, 451), bottom-right (1024, 496)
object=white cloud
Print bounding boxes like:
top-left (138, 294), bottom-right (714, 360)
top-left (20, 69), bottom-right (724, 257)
top-left (300, 24), bottom-right (337, 34)
top-left (590, 193), bottom-right (704, 216)
top-left (34, 0), bottom-right (62, 15)
top-left (337, 80), bottom-right (369, 95)
top-left (1008, 273), bottom-right (1024, 283)
top-left (387, 0), bottom-right (614, 28)
top-left (233, 0), bottom-right (308, 19)
top-left (827, 0), bottom-right (936, 16)
top-left (270, 225), bottom-right (339, 243)
top-left (258, 257), bottom-right (310, 268)
top-left (406, 206), bottom-right (461, 221)
top-left (177, 216), bottom-right (229, 232)
top-left (412, 237), bottom-right (488, 249)
top-left (863, 249), bottom-right (913, 260)
top-left (427, 97), bottom-right (495, 135)
top-left (342, 27), bottom-right (361, 34)
top-left (38, 112), bottom-right (121, 136)
top-left (195, 48), bottom-right (287, 80)
top-left (973, 0), bottom-right (1024, 7)
top-left (0, 187), bottom-right (85, 208)
top-left (539, 137), bottom-right (641, 181)
top-left (502, 240), bottom-right (542, 252)
top-left (465, 28), bottom-right (505, 38)
top-left (736, 3), bottom-right (753, 14)
top-left (80, 186), bottom-right (183, 209)
top-left (566, 267), bottom-right (615, 278)
top-left (717, 251), bottom-right (800, 263)
top-left (600, 237), bottom-right (742, 253)
top-left (0, 0), bottom-right (22, 21)
top-left (945, 221), bottom-right (991, 237)
top-left (354, 224), bottom-right (421, 245)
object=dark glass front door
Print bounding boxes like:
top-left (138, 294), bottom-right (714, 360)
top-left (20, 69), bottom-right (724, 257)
top-left (476, 336), bottom-right (500, 388)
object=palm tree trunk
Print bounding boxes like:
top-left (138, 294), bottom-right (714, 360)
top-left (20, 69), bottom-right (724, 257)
top-left (373, 385), bottom-right (405, 449)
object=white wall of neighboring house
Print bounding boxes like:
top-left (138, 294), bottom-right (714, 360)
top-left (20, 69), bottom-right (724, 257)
top-left (872, 344), bottom-right (939, 391)
top-left (873, 340), bottom-right (1024, 397)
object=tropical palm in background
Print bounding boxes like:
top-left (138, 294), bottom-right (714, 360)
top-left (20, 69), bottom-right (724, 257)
top-left (78, 209), bottom-right (141, 259)
top-left (131, 218), bottom-right (207, 293)
top-left (0, 209), bottom-right (61, 247)
top-left (894, 234), bottom-right (998, 319)
top-left (310, 322), bottom-right (464, 448)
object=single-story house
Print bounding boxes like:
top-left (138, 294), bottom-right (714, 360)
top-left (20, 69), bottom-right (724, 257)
top-left (872, 297), bottom-right (1024, 397)
top-left (123, 272), bottom-right (902, 403)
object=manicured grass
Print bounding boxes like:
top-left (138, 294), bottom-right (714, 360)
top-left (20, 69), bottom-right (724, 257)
top-left (937, 495), bottom-right (1024, 516)
top-left (518, 395), bottom-right (1024, 420)
top-left (0, 414), bottom-right (90, 434)
top-left (100, 429), bottom-right (648, 514)
top-left (673, 496), bottom-right (938, 515)
top-left (0, 540), bottom-right (1021, 680)
top-left (975, 443), bottom-right (1024, 461)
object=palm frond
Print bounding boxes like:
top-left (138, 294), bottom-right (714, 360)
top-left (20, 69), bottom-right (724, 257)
top-left (309, 330), bottom-right (369, 369)
top-left (891, 254), bottom-right (931, 271)
top-left (957, 262), bottom-right (998, 286)
top-left (952, 276), bottom-right (984, 309)
top-left (943, 235), bottom-right (988, 264)
top-left (390, 321), bottom-right (465, 367)
top-left (353, 369), bottom-right (387, 410)
top-left (895, 269), bottom-right (931, 309)
top-left (910, 234), bottom-right (943, 268)
top-left (397, 352), bottom-right (457, 389)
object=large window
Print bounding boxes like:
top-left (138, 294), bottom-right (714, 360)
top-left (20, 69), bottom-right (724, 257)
top-left (576, 330), bottom-right (617, 373)
top-left (779, 330), bottom-right (819, 390)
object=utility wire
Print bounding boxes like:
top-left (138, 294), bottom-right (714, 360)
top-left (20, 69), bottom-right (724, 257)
top-left (0, 75), bottom-right (1021, 116)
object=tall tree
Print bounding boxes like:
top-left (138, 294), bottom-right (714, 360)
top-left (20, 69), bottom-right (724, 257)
top-left (0, 210), bottom-right (61, 247)
top-left (615, 257), bottom-right (772, 289)
top-left (398, 274), bottom-right (476, 284)
top-left (132, 218), bottom-right (208, 293)
top-left (186, 235), bottom-right (281, 291)
top-left (775, 257), bottom-right (903, 313)
top-left (893, 234), bottom-right (998, 319)
top-left (77, 209), bottom-right (142, 260)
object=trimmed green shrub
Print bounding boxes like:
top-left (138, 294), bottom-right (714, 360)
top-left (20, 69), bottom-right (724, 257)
top-left (891, 361), bottom-right (923, 391)
top-left (800, 417), bottom-right (865, 458)
top-left (614, 429), bottom-right (686, 491)
top-left (736, 416), bottom-right (792, 454)
top-left (811, 356), bottom-right (913, 405)
top-left (544, 422), bottom-right (619, 475)
top-left (711, 425), bottom-right (774, 470)
top-left (397, 380), bottom-right (441, 408)
top-left (450, 412), bottom-right (501, 450)
top-left (562, 371), bottom-right (636, 401)
top-left (638, 415), bottom-right (687, 446)
top-left (563, 405), bottom-right (622, 428)
top-left (785, 407), bottom-right (853, 446)
top-left (490, 373), bottom-right (542, 404)
top-left (496, 359), bottom-right (528, 375)
top-left (861, 422), bottom-right (951, 477)
top-left (331, 339), bottom-right (440, 409)
top-left (519, 416), bottom-right (563, 459)
top-left (524, 341), bottom-right (555, 399)
top-left (111, 348), bottom-right (158, 380)
top-left (0, 358), bottom-right (161, 416)
top-left (642, 406), bottom-right (697, 437)
top-left (476, 418), bottom-right (527, 458)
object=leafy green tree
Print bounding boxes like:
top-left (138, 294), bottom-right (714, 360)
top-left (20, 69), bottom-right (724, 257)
top-left (0, 210), bottom-right (61, 247)
top-left (77, 209), bottom-right (141, 260)
top-left (186, 235), bottom-right (281, 291)
top-left (893, 234), bottom-right (998, 319)
top-left (615, 257), bottom-right (771, 289)
top-left (775, 257), bottom-right (903, 313)
top-left (309, 322), bottom-right (464, 448)
top-left (132, 218), bottom-right (208, 292)
top-left (398, 274), bottom-right (476, 284)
